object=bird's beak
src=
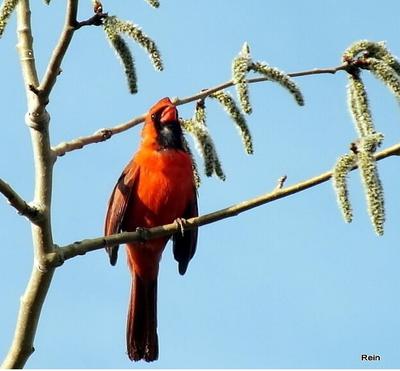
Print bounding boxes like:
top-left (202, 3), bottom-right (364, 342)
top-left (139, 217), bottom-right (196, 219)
top-left (160, 105), bottom-right (178, 124)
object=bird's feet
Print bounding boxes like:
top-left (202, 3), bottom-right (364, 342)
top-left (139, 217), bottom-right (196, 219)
top-left (174, 218), bottom-right (188, 237)
top-left (135, 226), bottom-right (148, 244)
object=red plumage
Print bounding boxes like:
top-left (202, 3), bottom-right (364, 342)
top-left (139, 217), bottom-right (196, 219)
top-left (104, 97), bottom-right (198, 362)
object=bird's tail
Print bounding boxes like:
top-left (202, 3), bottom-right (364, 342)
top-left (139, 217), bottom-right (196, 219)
top-left (127, 274), bottom-right (159, 362)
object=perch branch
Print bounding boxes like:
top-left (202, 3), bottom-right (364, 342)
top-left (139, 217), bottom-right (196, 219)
top-left (0, 178), bottom-right (38, 220)
top-left (48, 141), bottom-right (400, 267)
top-left (52, 64), bottom-right (349, 157)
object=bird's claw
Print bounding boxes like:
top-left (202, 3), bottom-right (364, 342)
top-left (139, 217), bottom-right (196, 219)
top-left (174, 218), bottom-right (187, 237)
top-left (135, 227), bottom-right (148, 243)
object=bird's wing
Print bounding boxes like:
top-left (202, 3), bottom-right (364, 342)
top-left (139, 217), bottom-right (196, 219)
top-left (104, 159), bottom-right (139, 265)
top-left (173, 191), bottom-right (198, 275)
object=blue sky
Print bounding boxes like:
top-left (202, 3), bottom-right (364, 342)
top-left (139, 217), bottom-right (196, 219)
top-left (1, 0), bottom-right (400, 368)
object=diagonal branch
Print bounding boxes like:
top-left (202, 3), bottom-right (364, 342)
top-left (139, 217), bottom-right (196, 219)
top-left (52, 115), bottom-right (146, 157)
top-left (39, 0), bottom-right (78, 100)
top-left (175, 64), bottom-right (349, 105)
top-left (0, 178), bottom-right (38, 220)
top-left (46, 141), bottom-right (400, 267)
top-left (52, 64), bottom-right (349, 157)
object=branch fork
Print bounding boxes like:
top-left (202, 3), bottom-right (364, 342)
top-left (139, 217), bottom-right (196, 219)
top-left (0, 178), bottom-right (40, 222)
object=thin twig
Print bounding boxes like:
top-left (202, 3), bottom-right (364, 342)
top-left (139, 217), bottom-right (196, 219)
top-left (39, 0), bottom-right (78, 99)
top-left (52, 64), bottom-right (349, 157)
top-left (175, 64), bottom-right (349, 106)
top-left (274, 175), bottom-right (287, 191)
top-left (74, 12), bottom-right (108, 29)
top-left (0, 178), bottom-right (38, 220)
top-left (46, 141), bottom-right (400, 267)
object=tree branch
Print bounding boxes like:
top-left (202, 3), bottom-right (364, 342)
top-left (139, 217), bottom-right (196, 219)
top-left (0, 178), bottom-right (38, 220)
top-left (174, 64), bottom-right (349, 105)
top-left (1, 0), bottom-right (58, 368)
top-left (15, 0), bottom-right (55, 267)
top-left (1, 267), bottom-right (55, 369)
top-left (52, 64), bottom-right (349, 157)
top-left (39, 0), bottom-right (78, 100)
top-left (46, 141), bottom-right (400, 267)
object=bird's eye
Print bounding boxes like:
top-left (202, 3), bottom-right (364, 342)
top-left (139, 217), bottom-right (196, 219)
top-left (151, 114), bottom-right (156, 120)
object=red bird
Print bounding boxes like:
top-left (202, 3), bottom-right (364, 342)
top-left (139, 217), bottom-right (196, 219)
top-left (104, 97), bottom-right (198, 362)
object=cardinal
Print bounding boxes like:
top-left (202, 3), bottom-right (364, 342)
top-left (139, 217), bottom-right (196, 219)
top-left (104, 97), bottom-right (198, 362)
